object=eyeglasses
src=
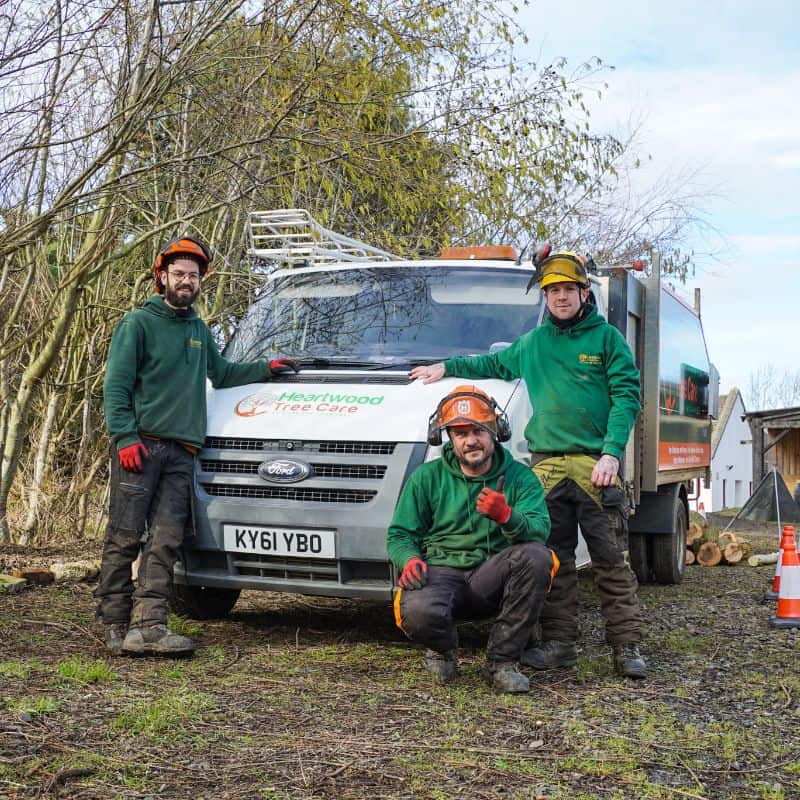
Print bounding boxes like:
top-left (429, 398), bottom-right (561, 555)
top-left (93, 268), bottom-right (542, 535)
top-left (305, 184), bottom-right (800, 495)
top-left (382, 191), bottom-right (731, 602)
top-left (167, 270), bottom-right (200, 283)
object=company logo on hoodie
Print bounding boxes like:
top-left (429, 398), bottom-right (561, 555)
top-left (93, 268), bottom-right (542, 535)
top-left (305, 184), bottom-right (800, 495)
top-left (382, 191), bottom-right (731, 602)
top-left (578, 353), bottom-right (602, 365)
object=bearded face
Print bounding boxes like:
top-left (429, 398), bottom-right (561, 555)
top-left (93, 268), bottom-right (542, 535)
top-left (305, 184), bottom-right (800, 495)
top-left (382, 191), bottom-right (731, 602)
top-left (159, 256), bottom-right (202, 308)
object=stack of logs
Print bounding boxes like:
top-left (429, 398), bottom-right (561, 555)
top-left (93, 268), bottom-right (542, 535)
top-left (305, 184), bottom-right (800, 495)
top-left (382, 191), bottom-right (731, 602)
top-left (686, 521), bottom-right (753, 567)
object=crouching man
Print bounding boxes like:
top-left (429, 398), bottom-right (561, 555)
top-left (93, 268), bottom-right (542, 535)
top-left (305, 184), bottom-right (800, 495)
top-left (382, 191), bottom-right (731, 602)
top-left (387, 386), bottom-right (557, 693)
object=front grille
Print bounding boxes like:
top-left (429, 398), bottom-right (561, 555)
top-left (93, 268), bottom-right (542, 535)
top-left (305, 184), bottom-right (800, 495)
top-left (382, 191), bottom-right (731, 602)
top-left (201, 484), bottom-right (377, 503)
top-left (318, 441), bottom-right (395, 455)
top-left (313, 464), bottom-right (386, 479)
top-left (204, 437), bottom-right (397, 455)
top-left (233, 554), bottom-right (339, 581)
top-left (200, 460), bottom-right (387, 480)
top-left (201, 460), bottom-right (259, 474)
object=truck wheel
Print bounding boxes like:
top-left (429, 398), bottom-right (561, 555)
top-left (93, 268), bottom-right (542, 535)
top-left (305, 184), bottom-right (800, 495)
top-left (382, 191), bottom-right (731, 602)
top-left (170, 584), bottom-right (241, 619)
top-left (650, 499), bottom-right (687, 585)
top-left (628, 532), bottom-right (652, 585)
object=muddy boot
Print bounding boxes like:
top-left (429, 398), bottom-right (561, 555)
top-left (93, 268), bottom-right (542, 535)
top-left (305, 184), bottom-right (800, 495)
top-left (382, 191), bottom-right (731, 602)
top-left (121, 623), bottom-right (195, 657)
top-left (104, 623), bottom-right (128, 656)
top-left (612, 643), bottom-right (646, 679)
top-left (520, 639), bottom-right (578, 670)
top-left (424, 649), bottom-right (458, 681)
top-left (483, 660), bottom-right (529, 693)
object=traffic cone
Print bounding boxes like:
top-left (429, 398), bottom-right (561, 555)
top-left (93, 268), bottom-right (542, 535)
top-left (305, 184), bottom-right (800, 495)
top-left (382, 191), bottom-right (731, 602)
top-left (764, 545), bottom-right (783, 601)
top-left (770, 526), bottom-right (800, 629)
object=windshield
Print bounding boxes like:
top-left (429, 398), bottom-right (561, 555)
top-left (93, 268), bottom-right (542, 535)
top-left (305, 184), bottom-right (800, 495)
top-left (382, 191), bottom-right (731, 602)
top-left (225, 265), bottom-right (543, 365)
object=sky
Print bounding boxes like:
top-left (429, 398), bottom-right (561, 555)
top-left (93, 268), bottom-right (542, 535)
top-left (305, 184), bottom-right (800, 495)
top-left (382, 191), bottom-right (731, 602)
top-left (515, 0), bottom-right (800, 405)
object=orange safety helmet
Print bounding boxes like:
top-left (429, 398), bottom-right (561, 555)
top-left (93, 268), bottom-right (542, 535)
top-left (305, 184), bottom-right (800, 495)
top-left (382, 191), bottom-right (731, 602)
top-left (427, 385), bottom-right (511, 445)
top-left (153, 235), bottom-right (212, 294)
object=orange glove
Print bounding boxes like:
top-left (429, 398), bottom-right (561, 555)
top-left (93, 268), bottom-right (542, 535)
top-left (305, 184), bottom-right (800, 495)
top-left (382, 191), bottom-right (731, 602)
top-left (118, 442), bottom-right (149, 473)
top-left (476, 476), bottom-right (512, 524)
top-left (398, 557), bottom-right (428, 590)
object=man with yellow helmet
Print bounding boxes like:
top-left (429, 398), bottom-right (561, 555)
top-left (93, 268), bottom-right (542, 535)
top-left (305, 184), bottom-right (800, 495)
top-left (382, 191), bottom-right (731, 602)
top-left (410, 247), bottom-right (647, 679)
top-left (387, 385), bottom-right (557, 693)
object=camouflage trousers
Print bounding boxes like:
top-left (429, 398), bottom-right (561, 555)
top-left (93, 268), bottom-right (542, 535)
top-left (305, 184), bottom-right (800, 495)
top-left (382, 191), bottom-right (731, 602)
top-left (532, 454), bottom-right (642, 646)
top-left (95, 440), bottom-right (194, 627)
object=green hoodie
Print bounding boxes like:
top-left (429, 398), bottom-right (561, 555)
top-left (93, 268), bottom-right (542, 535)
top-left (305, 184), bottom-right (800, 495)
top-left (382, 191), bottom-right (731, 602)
top-left (104, 295), bottom-right (270, 450)
top-left (386, 444), bottom-right (550, 570)
top-left (443, 305), bottom-right (640, 459)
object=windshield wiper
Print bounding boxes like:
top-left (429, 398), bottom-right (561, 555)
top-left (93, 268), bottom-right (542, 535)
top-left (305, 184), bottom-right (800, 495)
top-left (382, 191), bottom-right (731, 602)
top-left (297, 357), bottom-right (388, 369)
top-left (363, 358), bottom-right (444, 370)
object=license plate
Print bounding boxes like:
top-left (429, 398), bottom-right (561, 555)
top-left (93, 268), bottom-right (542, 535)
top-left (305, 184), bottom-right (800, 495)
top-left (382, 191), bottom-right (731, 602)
top-left (223, 524), bottom-right (336, 559)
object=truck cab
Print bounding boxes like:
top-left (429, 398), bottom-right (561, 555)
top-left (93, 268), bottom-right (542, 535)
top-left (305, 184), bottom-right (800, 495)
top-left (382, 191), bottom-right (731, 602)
top-left (172, 209), bottom-right (715, 618)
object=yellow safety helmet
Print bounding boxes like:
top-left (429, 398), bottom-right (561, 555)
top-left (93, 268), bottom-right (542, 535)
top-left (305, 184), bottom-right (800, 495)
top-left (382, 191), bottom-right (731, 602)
top-left (538, 251), bottom-right (590, 289)
top-left (526, 243), bottom-right (592, 293)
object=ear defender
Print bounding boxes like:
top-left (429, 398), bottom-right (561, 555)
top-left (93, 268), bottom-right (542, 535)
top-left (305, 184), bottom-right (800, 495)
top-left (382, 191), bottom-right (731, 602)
top-left (426, 388), bottom-right (511, 446)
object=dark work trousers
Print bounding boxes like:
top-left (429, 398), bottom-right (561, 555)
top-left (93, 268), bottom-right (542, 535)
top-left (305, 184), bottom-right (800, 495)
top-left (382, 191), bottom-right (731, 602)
top-left (540, 478), bottom-right (642, 645)
top-left (395, 542), bottom-right (555, 663)
top-left (95, 440), bottom-right (194, 627)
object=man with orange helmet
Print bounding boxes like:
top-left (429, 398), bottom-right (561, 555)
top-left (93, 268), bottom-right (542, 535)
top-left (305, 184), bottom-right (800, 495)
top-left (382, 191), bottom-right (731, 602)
top-left (387, 385), bottom-right (556, 693)
top-left (410, 248), bottom-right (646, 679)
top-left (97, 235), bottom-right (299, 657)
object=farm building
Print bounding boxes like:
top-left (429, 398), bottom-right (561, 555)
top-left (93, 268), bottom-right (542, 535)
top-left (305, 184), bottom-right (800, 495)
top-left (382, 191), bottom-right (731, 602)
top-left (745, 405), bottom-right (800, 500)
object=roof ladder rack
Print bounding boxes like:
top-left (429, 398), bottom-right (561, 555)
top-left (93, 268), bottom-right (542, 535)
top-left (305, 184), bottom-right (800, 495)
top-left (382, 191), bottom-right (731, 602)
top-left (247, 208), bottom-right (400, 268)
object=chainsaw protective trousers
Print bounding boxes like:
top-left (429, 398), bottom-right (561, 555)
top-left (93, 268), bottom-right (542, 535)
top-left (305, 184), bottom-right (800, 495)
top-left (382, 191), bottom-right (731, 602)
top-left (394, 542), bottom-right (556, 662)
top-left (533, 454), bottom-right (642, 646)
top-left (95, 440), bottom-right (193, 627)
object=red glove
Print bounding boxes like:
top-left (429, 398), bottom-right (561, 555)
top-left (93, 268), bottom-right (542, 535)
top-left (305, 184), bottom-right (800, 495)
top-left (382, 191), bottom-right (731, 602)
top-left (269, 358), bottom-right (300, 374)
top-left (118, 442), bottom-right (149, 473)
top-left (398, 557), bottom-right (428, 590)
top-left (476, 482), bottom-right (512, 524)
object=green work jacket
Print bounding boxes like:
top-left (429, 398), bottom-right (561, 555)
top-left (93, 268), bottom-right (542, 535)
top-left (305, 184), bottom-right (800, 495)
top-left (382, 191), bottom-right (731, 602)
top-left (104, 295), bottom-right (270, 450)
top-left (444, 305), bottom-right (640, 460)
top-left (387, 444), bottom-right (550, 571)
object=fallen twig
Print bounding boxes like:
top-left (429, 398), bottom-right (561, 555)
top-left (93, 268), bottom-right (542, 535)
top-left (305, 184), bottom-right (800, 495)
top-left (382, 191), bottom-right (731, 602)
top-left (21, 617), bottom-right (104, 647)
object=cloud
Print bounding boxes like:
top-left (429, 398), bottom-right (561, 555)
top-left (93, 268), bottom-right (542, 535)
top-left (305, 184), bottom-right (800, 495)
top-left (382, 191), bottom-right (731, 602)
top-left (512, 2), bottom-right (800, 395)
top-left (769, 151), bottom-right (800, 170)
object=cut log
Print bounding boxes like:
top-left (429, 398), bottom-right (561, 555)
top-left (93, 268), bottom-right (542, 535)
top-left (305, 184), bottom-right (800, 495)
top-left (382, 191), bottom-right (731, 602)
top-left (0, 574), bottom-right (27, 593)
top-left (704, 527), bottom-right (721, 544)
top-left (12, 568), bottom-right (54, 585)
top-left (717, 532), bottom-right (739, 550)
top-left (687, 522), bottom-right (705, 545)
top-left (723, 543), bottom-right (744, 564)
top-left (685, 548), bottom-right (696, 565)
top-left (747, 552), bottom-right (779, 567)
top-left (697, 541), bottom-right (723, 567)
top-left (690, 536), bottom-right (708, 555)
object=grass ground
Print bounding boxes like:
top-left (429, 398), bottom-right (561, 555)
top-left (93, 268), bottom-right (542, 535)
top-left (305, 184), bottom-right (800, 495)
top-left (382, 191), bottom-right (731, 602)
top-left (1, 527), bottom-right (799, 799)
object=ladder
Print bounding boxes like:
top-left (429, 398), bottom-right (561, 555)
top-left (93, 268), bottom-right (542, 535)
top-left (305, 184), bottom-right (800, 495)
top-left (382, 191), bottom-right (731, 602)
top-left (247, 209), bottom-right (400, 267)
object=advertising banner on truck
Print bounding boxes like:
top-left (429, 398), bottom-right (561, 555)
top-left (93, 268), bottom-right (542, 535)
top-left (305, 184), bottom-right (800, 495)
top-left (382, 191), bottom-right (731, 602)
top-left (658, 363), bottom-right (711, 470)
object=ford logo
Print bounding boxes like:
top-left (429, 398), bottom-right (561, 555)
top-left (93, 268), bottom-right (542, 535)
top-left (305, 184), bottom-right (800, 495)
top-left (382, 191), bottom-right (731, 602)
top-left (257, 458), bottom-right (313, 484)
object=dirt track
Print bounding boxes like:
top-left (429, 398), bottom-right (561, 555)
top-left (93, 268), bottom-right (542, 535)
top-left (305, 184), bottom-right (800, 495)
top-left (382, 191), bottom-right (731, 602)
top-left (1, 528), bottom-right (799, 800)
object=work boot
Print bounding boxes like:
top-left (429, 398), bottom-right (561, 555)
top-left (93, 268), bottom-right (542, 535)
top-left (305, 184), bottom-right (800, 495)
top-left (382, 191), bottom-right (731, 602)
top-left (121, 623), bottom-right (195, 657)
top-left (612, 642), bottom-right (647, 679)
top-left (482, 660), bottom-right (529, 693)
top-left (520, 639), bottom-right (578, 670)
top-left (104, 623), bottom-right (128, 656)
top-left (424, 649), bottom-right (458, 681)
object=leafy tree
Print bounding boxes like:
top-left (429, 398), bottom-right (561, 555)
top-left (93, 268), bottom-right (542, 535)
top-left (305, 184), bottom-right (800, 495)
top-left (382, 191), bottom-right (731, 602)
top-left (0, 0), bottom-right (700, 543)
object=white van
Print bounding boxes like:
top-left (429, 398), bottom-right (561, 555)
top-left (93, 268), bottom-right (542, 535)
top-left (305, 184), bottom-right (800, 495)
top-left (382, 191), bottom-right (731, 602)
top-left (172, 210), bottom-right (714, 617)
